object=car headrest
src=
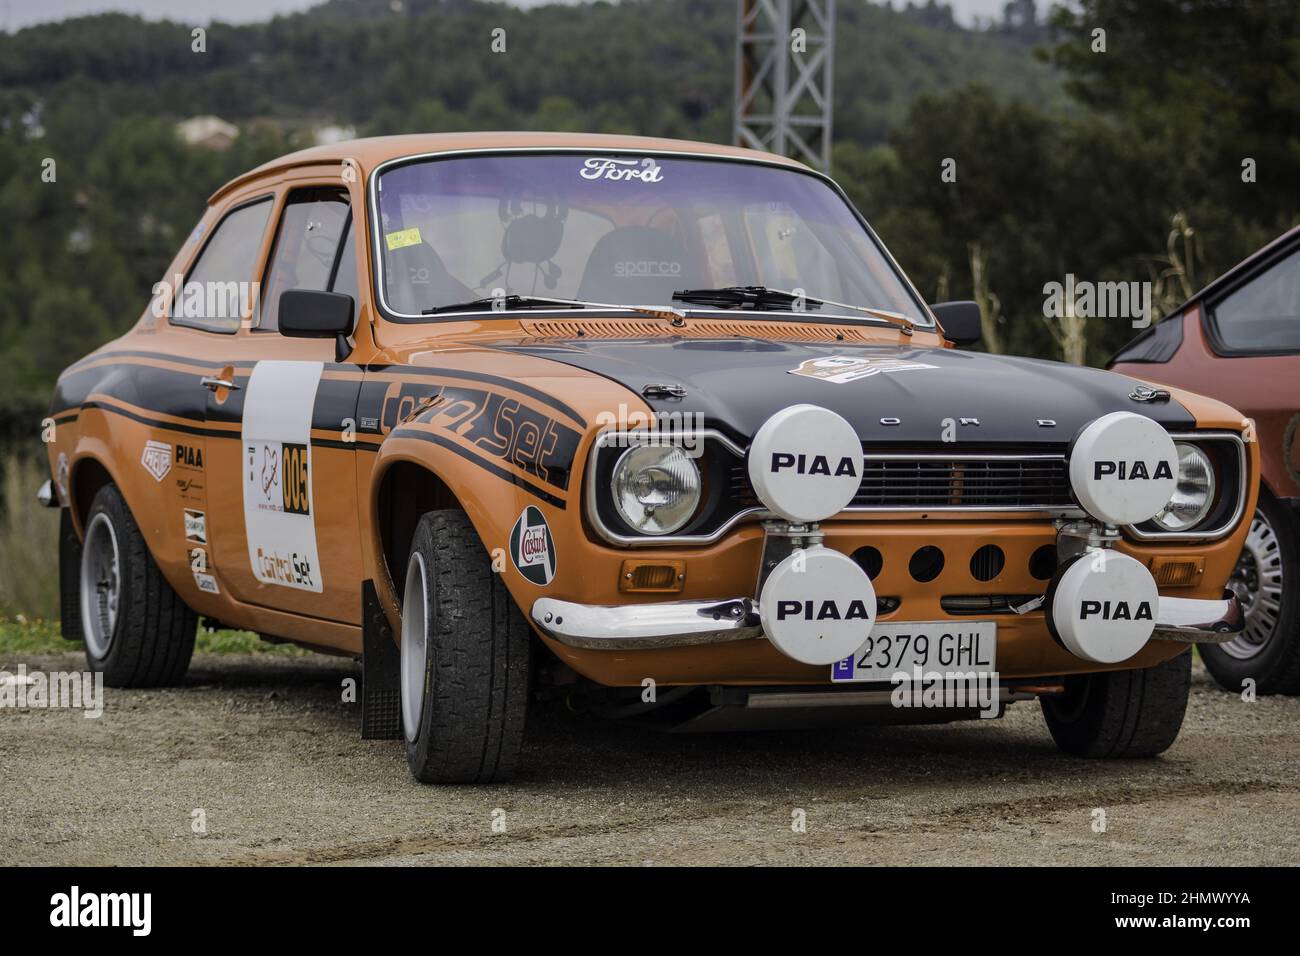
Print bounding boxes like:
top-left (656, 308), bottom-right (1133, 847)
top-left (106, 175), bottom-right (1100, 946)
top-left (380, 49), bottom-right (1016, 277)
top-left (386, 240), bottom-right (473, 314)
top-left (577, 226), bottom-right (697, 305)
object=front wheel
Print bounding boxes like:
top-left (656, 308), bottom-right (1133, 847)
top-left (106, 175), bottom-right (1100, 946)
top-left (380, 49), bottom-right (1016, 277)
top-left (1200, 494), bottom-right (1300, 694)
top-left (401, 510), bottom-right (530, 784)
top-left (1041, 650), bottom-right (1190, 758)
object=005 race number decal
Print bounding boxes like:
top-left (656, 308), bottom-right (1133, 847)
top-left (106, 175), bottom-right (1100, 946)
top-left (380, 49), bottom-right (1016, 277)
top-left (241, 361), bottom-right (324, 593)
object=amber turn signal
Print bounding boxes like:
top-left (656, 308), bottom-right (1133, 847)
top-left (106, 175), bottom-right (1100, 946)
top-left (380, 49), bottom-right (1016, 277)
top-left (1148, 555), bottom-right (1205, 588)
top-left (619, 559), bottom-right (686, 593)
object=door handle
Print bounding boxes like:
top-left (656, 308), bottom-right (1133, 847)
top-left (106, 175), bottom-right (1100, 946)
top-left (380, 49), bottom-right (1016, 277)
top-left (200, 375), bottom-right (240, 392)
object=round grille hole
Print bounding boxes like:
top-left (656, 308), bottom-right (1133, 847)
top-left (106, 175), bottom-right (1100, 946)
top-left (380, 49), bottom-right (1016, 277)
top-left (851, 546), bottom-right (883, 580)
top-left (1029, 544), bottom-right (1058, 581)
top-left (970, 544), bottom-right (1004, 582)
top-left (909, 546), bottom-right (944, 583)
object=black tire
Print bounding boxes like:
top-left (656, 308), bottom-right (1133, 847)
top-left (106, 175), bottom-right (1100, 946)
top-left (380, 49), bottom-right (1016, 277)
top-left (79, 484), bottom-right (197, 687)
top-left (1200, 494), bottom-right (1300, 695)
top-left (1041, 650), bottom-right (1191, 758)
top-left (401, 510), bottom-right (530, 783)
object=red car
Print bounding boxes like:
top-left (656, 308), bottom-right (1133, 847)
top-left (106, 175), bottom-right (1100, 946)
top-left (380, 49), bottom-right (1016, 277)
top-left (1111, 228), bottom-right (1300, 693)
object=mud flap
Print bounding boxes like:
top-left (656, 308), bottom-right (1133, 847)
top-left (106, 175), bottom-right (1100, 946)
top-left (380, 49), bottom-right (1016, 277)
top-left (361, 580), bottom-right (402, 740)
top-left (58, 509), bottom-right (84, 644)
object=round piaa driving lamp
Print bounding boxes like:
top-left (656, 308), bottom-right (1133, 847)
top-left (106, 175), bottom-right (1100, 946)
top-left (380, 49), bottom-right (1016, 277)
top-left (1068, 411), bottom-right (1178, 525)
top-left (1150, 441), bottom-right (1215, 531)
top-left (611, 444), bottom-right (701, 535)
top-left (747, 404), bottom-right (862, 523)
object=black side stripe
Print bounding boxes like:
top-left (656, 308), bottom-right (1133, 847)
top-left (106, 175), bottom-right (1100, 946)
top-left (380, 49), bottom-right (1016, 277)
top-left (366, 364), bottom-right (586, 428)
top-left (390, 427), bottom-right (567, 509)
top-left (77, 401), bottom-right (378, 452)
top-left (81, 401), bottom-right (228, 439)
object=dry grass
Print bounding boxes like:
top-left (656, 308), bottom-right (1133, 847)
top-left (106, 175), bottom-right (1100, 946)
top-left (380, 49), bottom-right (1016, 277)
top-left (0, 454), bottom-right (59, 619)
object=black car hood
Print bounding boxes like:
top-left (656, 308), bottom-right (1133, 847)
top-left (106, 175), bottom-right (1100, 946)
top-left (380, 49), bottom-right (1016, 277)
top-left (492, 337), bottom-right (1195, 445)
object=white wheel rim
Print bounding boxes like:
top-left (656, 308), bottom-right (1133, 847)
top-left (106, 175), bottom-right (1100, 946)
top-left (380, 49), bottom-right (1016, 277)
top-left (1223, 510), bottom-right (1284, 660)
top-left (80, 512), bottom-right (120, 660)
top-left (400, 551), bottom-right (429, 742)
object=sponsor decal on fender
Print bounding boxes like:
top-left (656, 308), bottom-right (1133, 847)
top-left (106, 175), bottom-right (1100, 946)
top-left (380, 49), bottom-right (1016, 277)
top-left (509, 505), bottom-right (557, 586)
top-left (788, 355), bottom-right (938, 384)
top-left (194, 571), bottom-right (220, 594)
top-left (174, 442), bottom-right (204, 470)
top-left (140, 440), bottom-right (172, 482)
top-left (386, 381), bottom-right (581, 491)
top-left (183, 509), bottom-right (207, 545)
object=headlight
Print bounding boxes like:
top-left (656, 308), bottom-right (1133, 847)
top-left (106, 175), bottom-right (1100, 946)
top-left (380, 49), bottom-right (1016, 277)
top-left (611, 444), bottom-right (701, 535)
top-left (1151, 442), bottom-right (1215, 531)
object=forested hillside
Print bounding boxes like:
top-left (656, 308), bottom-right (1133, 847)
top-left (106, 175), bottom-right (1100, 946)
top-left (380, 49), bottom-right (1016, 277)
top-left (0, 0), bottom-right (1296, 446)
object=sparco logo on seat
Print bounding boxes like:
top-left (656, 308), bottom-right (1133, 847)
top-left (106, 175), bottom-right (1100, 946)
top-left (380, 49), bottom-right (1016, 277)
top-left (770, 452), bottom-right (859, 477)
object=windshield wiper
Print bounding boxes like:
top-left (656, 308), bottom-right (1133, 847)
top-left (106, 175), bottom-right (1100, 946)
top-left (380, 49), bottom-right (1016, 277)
top-left (425, 294), bottom-right (589, 315)
top-left (672, 285), bottom-right (915, 334)
top-left (424, 293), bottom-right (687, 323)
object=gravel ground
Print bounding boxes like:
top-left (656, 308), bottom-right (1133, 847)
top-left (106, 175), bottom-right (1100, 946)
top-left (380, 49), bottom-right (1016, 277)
top-left (1, 650), bottom-right (1296, 866)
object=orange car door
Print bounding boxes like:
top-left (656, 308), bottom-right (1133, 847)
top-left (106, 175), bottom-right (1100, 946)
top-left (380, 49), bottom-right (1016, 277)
top-left (202, 187), bottom-right (364, 626)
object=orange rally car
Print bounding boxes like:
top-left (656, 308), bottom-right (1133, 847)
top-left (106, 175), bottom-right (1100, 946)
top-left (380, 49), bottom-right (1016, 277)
top-left (42, 133), bottom-right (1256, 783)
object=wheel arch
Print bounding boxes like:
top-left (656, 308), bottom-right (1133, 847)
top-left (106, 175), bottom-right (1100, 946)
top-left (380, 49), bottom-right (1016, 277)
top-left (67, 453), bottom-right (118, 539)
top-left (373, 457), bottom-right (466, 608)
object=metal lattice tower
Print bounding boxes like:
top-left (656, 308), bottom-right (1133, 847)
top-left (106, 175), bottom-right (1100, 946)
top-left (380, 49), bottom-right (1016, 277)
top-left (733, 0), bottom-right (836, 172)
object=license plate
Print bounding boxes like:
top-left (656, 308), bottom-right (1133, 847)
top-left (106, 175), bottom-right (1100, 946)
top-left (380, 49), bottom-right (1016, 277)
top-left (830, 621), bottom-right (997, 683)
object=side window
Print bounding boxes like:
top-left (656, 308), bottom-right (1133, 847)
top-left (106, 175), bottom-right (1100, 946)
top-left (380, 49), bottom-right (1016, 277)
top-left (1211, 245), bottom-right (1300, 352)
top-left (259, 187), bottom-right (353, 331)
top-left (171, 198), bottom-right (273, 333)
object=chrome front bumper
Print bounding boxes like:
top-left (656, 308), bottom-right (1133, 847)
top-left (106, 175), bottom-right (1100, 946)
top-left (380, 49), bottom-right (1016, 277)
top-left (530, 592), bottom-right (1244, 651)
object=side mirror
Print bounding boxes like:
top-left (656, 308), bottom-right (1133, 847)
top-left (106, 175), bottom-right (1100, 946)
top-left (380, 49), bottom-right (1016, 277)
top-left (930, 300), bottom-right (982, 347)
top-left (280, 289), bottom-right (355, 362)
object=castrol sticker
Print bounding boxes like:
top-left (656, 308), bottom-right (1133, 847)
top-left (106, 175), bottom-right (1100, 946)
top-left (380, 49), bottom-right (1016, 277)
top-left (758, 547), bottom-right (877, 665)
top-left (1069, 411), bottom-right (1178, 525)
top-left (1048, 551), bottom-right (1158, 664)
top-left (747, 404), bottom-right (862, 524)
top-left (510, 505), bottom-right (557, 586)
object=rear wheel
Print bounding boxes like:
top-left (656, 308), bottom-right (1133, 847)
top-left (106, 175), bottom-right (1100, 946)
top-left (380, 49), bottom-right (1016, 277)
top-left (80, 484), bottom-right (197, 687)
top-left (1041, 650), bottom-right (1190, 758)
top-left (1200, 494), bottom-right (1300, 694)
top-left (401, 510), bottom-right (530, 783)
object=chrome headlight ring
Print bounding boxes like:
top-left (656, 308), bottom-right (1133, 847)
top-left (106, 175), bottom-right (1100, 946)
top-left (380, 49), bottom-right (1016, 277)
top-left (610, 443), bottom-right (702, 535)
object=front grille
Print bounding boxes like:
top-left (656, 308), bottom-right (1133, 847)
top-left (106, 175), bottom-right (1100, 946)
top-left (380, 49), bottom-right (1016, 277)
top-left (728, 454), bottom-right (1076, 512)
top-left (856, 456), bottom-right (1074, 510)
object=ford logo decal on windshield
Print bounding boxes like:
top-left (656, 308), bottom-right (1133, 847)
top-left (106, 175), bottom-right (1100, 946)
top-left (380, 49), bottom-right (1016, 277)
top-left (580, 157), bottom-right (664, 183)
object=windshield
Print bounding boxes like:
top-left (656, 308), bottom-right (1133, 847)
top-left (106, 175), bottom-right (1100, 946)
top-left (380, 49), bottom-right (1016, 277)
top-left (372, 153), bottom-right (930, 324)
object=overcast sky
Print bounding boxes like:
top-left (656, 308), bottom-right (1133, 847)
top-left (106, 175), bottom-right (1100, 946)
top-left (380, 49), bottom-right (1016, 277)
top-left (1, 0), bottom-right (1023, 32)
